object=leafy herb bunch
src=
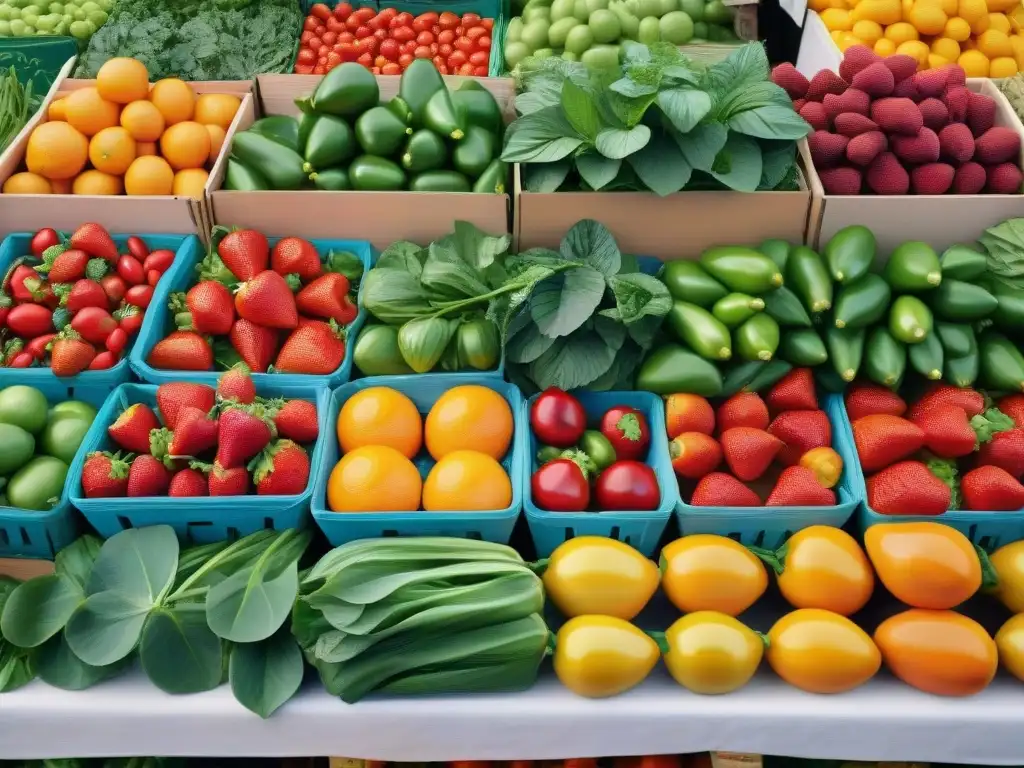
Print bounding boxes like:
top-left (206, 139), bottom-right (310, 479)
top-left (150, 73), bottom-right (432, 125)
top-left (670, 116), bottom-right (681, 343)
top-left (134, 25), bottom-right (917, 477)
top-left (501, 42), bottom-right (811, 196)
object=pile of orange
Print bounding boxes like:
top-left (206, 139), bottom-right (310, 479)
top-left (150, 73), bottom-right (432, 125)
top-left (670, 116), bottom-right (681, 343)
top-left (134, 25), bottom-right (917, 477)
top-left (327, 385), bottom-right (515, 513)
top-left (3, 57), bottom-right (241, 198)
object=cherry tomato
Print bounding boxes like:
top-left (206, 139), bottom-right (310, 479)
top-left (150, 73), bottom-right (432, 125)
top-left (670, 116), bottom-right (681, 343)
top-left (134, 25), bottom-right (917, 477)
top-left (437, 28), bottom-right (455, 44)
top-left (531, 388), bottom-right (586, 447)
top-left (399, 53), bottom-right (415, 67)
top-left (374, 54), bottom-right (387, 68)
top-left (355, 24), bottom-right (372, 38)
top-left (413, 11), bottom-right (438, 32)
top-left (532, 458), bottom-right (590, 512)
top-left (469, 50), bottom-right (488, 66)
top-left (392, 25), bottom-right (415, 41)
top-left (439, 10), bottom-right (460, 28)
top-left (395, 10), bottom-right (413, 25)
top-left (458, 62), bottom-right (475, 75)
top-left (300, 29), bottom-right (313, 44)
top-left (326, 16), bottom-right (345, 32)
top-left (318, 56), bottom-right (327, 66)
top-left (473, 65), bottom-right (488, 76)
top-left (447, 49), bottom-right (467, 68)
top-left (367, 12), bottom-right (385, 29)
top-left (481, 17), bottom-right (494, 29)
top-left (416, 30), bottom-right (434, 45)
top-left (477, 35), bottom-right (491, 50)
top-left (438, 42), bottom-right (453, 56)
top-left (414, 44), bottom-right (432, 58)
top-left (326, 51), bottom-right (342, 68)
top-left (315, 23), bottom-right (326, 36)
top-left (429, 41), bottom-right (438, 53)
top-left (338, 30), bottom-right (355, 42)
top-left (466, 25), bottom-right (487, 40)
top-left (404, 40), bottom-right (418, 53)
top-left (354, 6), bottom-right (374, 22)
top-left (432, 23), bottom-right (441, 34)
top-left (106, 327), bottom-right (128, 355)
top-left (295, 64), bottom-right (314, 74)
top-left (456, 25), bottom-right (464, 35)
top-left (600, 406), bottom-right (651, 461)
top-left (297, 48), bottom-right (316, 64)
top-left (318, 44), bottom-right (330, 57)
top-left (595, 461), bottom-right (660, 511)
top-left (371, 65), bottom-right (381, 74)
top-left (306, 34), bottom-right (321, 49)
top-left (322, 30), bottom-right (337, 44)
top-left (339, 42), bottom-right (360, 61)
top-left (462, 12), bottom-right (481, 25)
top-left (303, 15), bottom-right (319, 31)
top-left (334, 2), bottom-right (352, 20)
top-left (345, 14), bottom-right (360, 30)
top-left (374, 27), bottom-right (387, 40)
top-left (454, 36), bottom-right (474, 53)
top-left (361, 35), bottom-right (380, 55)
top-left (432, 55), bottom-right (447, 71)
top-left (357, 51), bottom-right (373, 67)
top-left (310, 3), bottom-right (331, 20)
top-left (379, 38), bottom-right (400, 60)
top-left (382, 62), bottom-right (402, 75)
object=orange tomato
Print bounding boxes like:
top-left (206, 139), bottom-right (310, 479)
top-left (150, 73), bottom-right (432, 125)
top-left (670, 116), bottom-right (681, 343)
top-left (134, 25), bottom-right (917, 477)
top-left (424, 384), bottom-right (513, 460)
top-left (874, 608), bottom-right (997, 696)
top-left (421, 450), bottom-right (511, 511)
top-left (659, 535), bottom-right (770, 616)
top-left (336, 386), bottom-right (422, 458)
top-left (988, 539), bottom-right (1024, 612)
top-left (863, 522), bottom-right (981, 609)
top-left (777, 526), bottom-right (873, 616)
top-left (326, 444), bottom-right (422, 512)
top-left (995, 613), bottom-right (1024, 682)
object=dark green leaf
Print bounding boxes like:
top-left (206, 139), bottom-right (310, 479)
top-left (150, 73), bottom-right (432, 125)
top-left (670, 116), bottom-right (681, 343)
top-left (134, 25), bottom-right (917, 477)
top-left (421, 245), bottom-right (491, 300)
top-left (530, 329), bottom-right (616, 389)
top-left (610, 77), bottom-right (658, 98)
top-left (375, 242), bottom-right (424, 275)
top-left (0, 642), bottom-right (34, 692)
top-left (1, 574), bottom-right (82, 648)
top-left (36, 634), bottom-right (128, 690)
top-left (362, 269), bottom-right (432, 324)
top-left (576, 152), bottom-right (621, 191)
top-left (561, 79), bottom-right (602, 140)
top-left (523, 160), bottom-right (572, 192)
top-left (54, 535), bottom-right (102, 591)
top-left (207, 558), bottom-right (300, 644)
top-left (594, 315), bottom-right (627, 351)
top-left (530, 267), bottom-right (607, 339)
top-left (140, 605), bottom-right (222, 694)
top-left (436, 221), bottom-right (511, 274)
top-left (230, 630), bottom-right (304, 718)
top-left (729, 104), bottom-right (812, 140)
top-left (506, 321), bottom-right (558, 364)
top-left (628, 131), bottom-right (691, 196)
top-left (587, 340), bottom-right (644, 390)
top-left (657, 88), bottom-right (712, 134)
top-left (595, 124), bottom-right (651, 159)
top-left (673, 121), bottom-right (728, 172)
top-left (759, 140), bottom-right (798, 190)
top-left (709, 132), bottom-right (763, 192)
top-left (501, 106), bottom-right (584, 163)
top-left (608, 273), bottom-right (674, 322)
top-left (560, 219), bottom-right (622, 276)
top-left (85, 525), bottom-right (179, 604)
top-left (65, 590), bottom-right (151, 666)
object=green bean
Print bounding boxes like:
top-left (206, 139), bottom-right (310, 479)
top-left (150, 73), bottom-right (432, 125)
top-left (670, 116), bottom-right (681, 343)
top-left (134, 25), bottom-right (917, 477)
top-left (0, 67), bottom-right (35, 155)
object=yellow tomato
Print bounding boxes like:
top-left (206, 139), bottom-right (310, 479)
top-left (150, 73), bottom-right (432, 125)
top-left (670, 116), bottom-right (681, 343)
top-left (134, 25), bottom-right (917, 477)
top-left (978, 27), bottom-right (1014, 56)
top-left (663, 612), bottom-right (764, 694)
top-left (822, 7), bottom-right (855, 27)
top-left (767, 609), bottom-right (881, 693)
top-left (995, 613), bottom-right (1024, 682)
top-left (659, 535), bottom-right (771, 616)
top-left (959, 48), bottom-right (992, 75)
top-left (777, 526), bottom-right (874, 616)
top-left (543, 536), bottom-right (660, 621)
top-left (875, 37), bottom-right (899, 53)
top-left (553, 616), bottom-right (660, 698)
top-left (988, 539), bottom-right (1024, 612)
top-left (910, 2), bottom-right (949, 34)
top-left (944, 15), bottom-right (972, 38)
top-left (799, 447), bottom-right (843, 488)
top-left (853, 18), bottom-right (885, 41)
top-left (989, 10), bottom-right (1012, 31)
top-left (897, 39), bottom-right (932, 65)
top-left (990, 55), bottom-right (1019, 74)
top-left (886, 20), bottom-right (921, 42)
top-left (853, 0), bottom-right (902, 24)
top-left (864, 522), bottom-right (981, 609)
top-left (931, 36), bottom-right (962, 58)
top-left (957, 0), bottom-right (987, 23)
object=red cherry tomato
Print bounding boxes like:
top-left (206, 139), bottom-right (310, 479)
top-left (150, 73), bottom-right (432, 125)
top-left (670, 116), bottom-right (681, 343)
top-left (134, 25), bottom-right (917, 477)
top-left (532, 459), bottom-right (590, 512)
top-left (402, 39), bottom-right (417, 53)
top-left (382, 62), bottom-right (402, 74)
top-left (447, 49), bottom-right (467, 67)
top-left (531, 388), bottom-right (587, 447)
top-left (371, 65), bottom-right (381, 74)
top-left (303, 15), bottom-right (318, 31)
top-left (354, 24), bottom-right (371, 38)
top-left (338, 30), bottom-right (355, 42)
top-left (438, 42), bottom-right (453, 56)
top-left (297, 48), bottom-right (316, 64)
top-left (395, 11), bottom-right (413, 25)
top-left (321, 30), bottom-right (337, 44)
top-left (300, 29), bottom-right (313, 44)
top-left (310, 3), bottom-right (331, 20)
top-left (345, 14), bottom-right (360, 30)
top-left (328, 16), bottom-right (346, 32)
top-left (367, 12), bottom-right (385, 29)
top-left (339, 42), bottom-right (360, 60)
top-left (481, 17), bottom-right (494, 29)
top-left (357, 51), bottom-right (373, 67)
top-left (469, 50), bottom-right (488, 66)
top-left (318, 44), bottom-right (330, 57)
top-left (399, 53), bottom-right (415, 67)
top-left (473, 65), bottom-right (488, 76)
top-left (454, 36), bottom-right (474, 53)
top-left (413, 11), bottom-right (438, 31)
top-left (354, 6), bottom-right (375, 22)
top-left (599, 406), bottom-right (651, 461)
top-left (334, 2), bottom-right (352, 20)
top-left (295, 64), bottom-right (314, 74)
top-left (414, 44), bottom-right (432, 58)
top-left (458, 62), bottom-right (475, 75)
top-left (392, 25), bottom-right (415, 41)
top-left (125, 284), bottom-right (153, 309)
top-left (439, 10), bottom-right (460, 28)
top-left (432, 55), bottom-right (447, 71)
top-left (461, 12), bottom-right (481, 25)
top-left (477, 35), bottom-right (491, 50)
top-left (466, 25), bottom-right (487, 40)
top-left (307, 34), bottom-right (322, 48)
top-left (379, 38), bottom-right (401, 60)
top-left (595, 461), bottom-right (660, 511)
top-left (315, 23), bottom-right (327, 36)
top-left (456, 25), bottom-right (464, 35)
top-left (429, 41), bottom-right (438, 53)
top-left (437, 28), bottom-right (455, 44)
top-left (374, 27), bottom-right (387, 40)
top-left (318, 55), bottom-right (328, 66)
top-left (105, 327), bottom-right (128, 355)
top-left (374, 54), bottom-right (387, 68)
top-left (416, 30), bottom-right (434, 45)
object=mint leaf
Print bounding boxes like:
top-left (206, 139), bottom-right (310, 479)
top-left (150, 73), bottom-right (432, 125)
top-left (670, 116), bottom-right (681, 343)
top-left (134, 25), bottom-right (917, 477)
top-left (608, 273), bottom-right (673, 323)
top-left (709, 133), bottom-right (762, 192)
top-left (560, 219), bottom-right (622, 276)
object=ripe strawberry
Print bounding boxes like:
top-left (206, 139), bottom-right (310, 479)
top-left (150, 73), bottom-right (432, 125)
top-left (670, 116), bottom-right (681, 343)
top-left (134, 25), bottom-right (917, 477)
top-left (977, 428), bottom-right (1024, 477)
top-left (168, 468), bottom-right (208, 497)
top-left (271, 237), bottom-right (323, 282)
top-left (766, 465), bottom-right (836, 506)
top-left (46, 249), bottom-right (89, 282)
top-left (229, 318), bottom-right (279, 373)
top-left (61, 279), bottom-right (108, 312)
top-left (250, 439), bottom-right (310, 495)
top-left (50, 329), bottom-right (96, 376)
top-left (218, 364), bottom-right (256, 405)
top-left (127, 454), bottom-right (172, 497)
top-left (665, 393), bottom-right (715, 437)
top-left (217, 229), bottom-right (270, 282)
top-left (217, 404), bottom-right (273, 468)
top-left (913, 405), bottom-right (1013, 459)
top-left (114, 304), bottom-right (144, 335)
top-left (669, 432), bottom-right (721, 479)
top-left (274, 319), bottom-right (346, 374)
top-left (852, 414), bottom-right (925, 472)
top-left (999, 394), bottom-right (1024, 427)
top-left (907, 384), bottom-right (985, 421)
top-left (962, 465), bottom-right (1024, 511)
top-left (69, 223), bottom-right (117, 262)
top-left (768, 410), bottom-right (832, 465)
top-left (167, 407), bottom-right (219, 457)
top-left (867, 460), bottom-right (954, 515)
top-left (767, 368), bottom-right (818, 412)
top-left (720, 427), bottom-right (783, 482)
top-left (156, 382), bottom-right (216, 430)
top-left (71, 306), bottom-right (117, 345)
top-left (235, 271), bottom-right (299, 330)
top-left (717, 392), bottom-right (769, 433)
top-left (296, 273), bottom-right (357, 325)
top-left (690, 472), bottom-right (761, 507)
top-left (81, 451), bottom-right (131, 498)
top-left (198, 460), bottom-right (250, 496)
top-left (108, 403), bottom-right (161, 454)
top-left (272, 398), bottom-right (319, 443)
top-left (171, 280), bottom-right (234, 335)
top-left (147, 331), bottom-right (214, 371)
top-left (845, 382), bottom-right (906, 421)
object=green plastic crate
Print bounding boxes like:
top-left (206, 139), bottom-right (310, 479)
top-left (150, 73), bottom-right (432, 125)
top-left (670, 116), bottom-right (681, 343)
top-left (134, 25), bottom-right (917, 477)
top-left (0, 36), bottom-right (76, 91)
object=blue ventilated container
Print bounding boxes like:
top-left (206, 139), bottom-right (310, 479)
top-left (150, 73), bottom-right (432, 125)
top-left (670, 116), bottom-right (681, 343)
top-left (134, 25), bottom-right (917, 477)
top-left (524, 390), bottom-right (675, 557)
top-left (311, 375), bottom-right (525, 545)
top-left (0, 233), bottom-right (200, 392)
top-left (0, 380), bottom-right (111, 558)
top-left (129, 237), bottom-right (373, 389)
top-left (675, 393), bottom-right (860, 549)
top-left (68, 382), bottom-right (330, 542)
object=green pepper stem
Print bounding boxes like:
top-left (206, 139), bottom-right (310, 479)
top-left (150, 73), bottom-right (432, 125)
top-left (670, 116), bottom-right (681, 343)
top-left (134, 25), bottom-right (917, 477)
top-left (977, 544), bottom-right (999, 591)
top-left (528, 558), bottom-right (549, 576)
top-left (645, 630), bottom-right (670, 655)
top-left (756, 631), bottom-right (771, 649)
top-left (748, 544), bottom-right (783, 575)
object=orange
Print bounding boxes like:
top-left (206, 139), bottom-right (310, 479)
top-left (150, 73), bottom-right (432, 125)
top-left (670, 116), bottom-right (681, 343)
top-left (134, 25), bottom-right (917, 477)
top-left (989, 11), bottom-right (1012, 32)
top-left (47, 97), bottom-right (66, 121)
top-left (160, 121), bottom-right (210, 170)
top-left (3, 172), bottom-right (51, 194)
top-left (425, 385), bottom-right (513, 460)
top-left (149, 78), bottom-right (195, 125)
top-left (327, 445), bottom-right (422, 512)
top-left (978, 28), bottom-right (1014, 56)
top-left (852, 19), bottom-right (884, 43)
top-left (89, 126), bottom-right (136, 175)
top-left (62, 87), bottom-right (120, 137)
top-left (337, 387), bottom-right (422, 458)
top-left (72, 170), bottom-right (123, 195)
top-left (50, 178), bottom-right (72, 194)
top-left (96, 58), bottom-right (150, 104)
top-left (124, 155), bottom-right (174, 195)
top-left (971, 11), bottom-right (991, 34)
top-left (874, 37), bottom-right (898, 54)
top-left (136, 141), bottom-right (158, 157)
top-left (884, 21), bottom-right (920, 43)
top-left (194, 93), bottom-right (241, 130)
top-left (172, 168), bottom-right (209, 198)
top-left (944, 16), bottom-right (971, 39)
top-left (205, 124), bottom-right (226, 161)
top-left (990, 55), bottom-right (1019, 74)
top-left (959, 48), bottom-right (991, 74)
top-left (910, 3), bottom-right (948, 34)
top-left (120, 100), bottom-right (165, 142)
top-left (422, 450), bottom-right (512, 511)
top-left (931, 36), bottom-right (961, 59)
top-left (25, 121), bottom-right (88, 180)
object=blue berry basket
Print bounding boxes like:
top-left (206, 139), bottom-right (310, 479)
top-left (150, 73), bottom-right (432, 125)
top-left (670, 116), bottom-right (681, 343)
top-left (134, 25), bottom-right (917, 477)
top-left (523, 390), bottom-right (676, 557)
top-left (675, 393), bottom-right (861, 549)
top-left (0, 232), bottom-right (200, 392)
top-left (68, 382), bottom-right (330, 543)
top-left (129, 237), bottom-right (373, 389)
top-left (311, 374), bottom-right (525, 545)
top-left (0, 380), bottom-right (112, 558)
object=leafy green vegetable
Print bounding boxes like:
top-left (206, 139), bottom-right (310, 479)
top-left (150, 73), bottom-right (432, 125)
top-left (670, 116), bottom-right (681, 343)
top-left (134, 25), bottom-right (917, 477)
top-left (0, 66), bottom-right (36, 155)
top-left (980, 218), bottom-right (1024, 292)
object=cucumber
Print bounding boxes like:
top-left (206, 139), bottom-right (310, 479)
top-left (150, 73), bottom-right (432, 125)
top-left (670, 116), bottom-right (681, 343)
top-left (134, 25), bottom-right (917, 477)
top-left (762, 286), bottom-right (812, 327)
top-left (779, 328), bottom-right (828, 366)
top-left (864, 326), bottom-right (906, 390)
top-left (735, 314), bottom-right (780, 362)
top-left (826, 325), bottom-right (865, 383)
top-left (909, 331), bottom-right (944, 381)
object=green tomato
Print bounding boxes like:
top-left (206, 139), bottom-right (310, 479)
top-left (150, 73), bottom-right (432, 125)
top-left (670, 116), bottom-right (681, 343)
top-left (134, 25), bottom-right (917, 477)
top-left (692, 19), bottom-right (708, 36)
top-left (660, 10), bottom-right (693, 42)
top-left (658, 0), bottom-right (679, 13)
top-left (48, 2), bottom-right (62, 12)
top-left (637, 0), bottom-right (661, 16)
top-left (0, 386), bottom-right (48, 434)
top-left (0, 5), bottom-right (12, 20)
top-left (520, 19), bottom-right (550, 50)
top-left (68, 17), bottom-right (89, 36)
top-left (523, 5), bottom-right (550, 21)
top-left (564, 22), bottom-right (594, 53)
top-left (49, 400), bottom-right (98, 422)
top-left (506, 16), bottom-right (524, 41)
top-left (572, 0), bottom-right (590, 21)
top-left (532, 46), bottom-right (555, 58)
top-left (7, 456), bottom-right (68, 511)
top-left (588, 8), bottom-right (620, 42)
top-left (703, 0), bottom-right (732, 22)
top-left (0, 424), bottom-right (35, 475)
top-left (637, 14), bottom-right (660, 42)
top-left (679, 0), bottom-right (704, 20)
top-left (586, 0), bottom-right (609, 11)
top-left (580, 43), bottom-right (620, 68)
top-left (580, 430), bottom-right (617, 470)
top-left (86, 9), bottom-right (104, 25)
top-left (548, 16), bottom-right (580, 46)
top-left (20, 11), bottom-right (37, 24)
top-left (505, 40), bottom-right (532, 66)
top-left (40, 416), bottom-right (91, 466)
top-left (7, 16), bottom-right (24, 31)
top-left (70, 6), bottom-right (82, 18)
top-left (0, 18), bottom-right (10, 31)
top-left (53, 17), bottom-right (65, 31)
top-left (550, 0), bottom-right (575, 20)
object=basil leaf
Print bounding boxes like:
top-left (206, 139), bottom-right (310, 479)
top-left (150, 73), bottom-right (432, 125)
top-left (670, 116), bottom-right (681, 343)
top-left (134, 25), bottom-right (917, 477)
top-left (501, 106), bottom-right (584, 163)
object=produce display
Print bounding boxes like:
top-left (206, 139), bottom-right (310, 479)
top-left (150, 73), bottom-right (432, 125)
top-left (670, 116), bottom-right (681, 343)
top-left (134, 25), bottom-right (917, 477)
top-left (0, 64), bottom-right (37, 154)
top-left (0, 225), bottom-right (176, 375)
top-left (772, 50), bottom-right (1023, 195)
top-left (295, 3), bottom-right (495, 76)
top-left (0, 0), bottom-right (113, 43)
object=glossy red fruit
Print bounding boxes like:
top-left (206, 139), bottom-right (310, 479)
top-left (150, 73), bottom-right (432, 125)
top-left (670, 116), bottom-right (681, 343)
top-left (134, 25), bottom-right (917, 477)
top-left (530, 388), bottom-right (586, 448)
top-left (595, 460), bottom-right (660, 511)
top-left (600, 405), bottom-right (651, 461)
top-left (531, 457), bottom-right (589, 512)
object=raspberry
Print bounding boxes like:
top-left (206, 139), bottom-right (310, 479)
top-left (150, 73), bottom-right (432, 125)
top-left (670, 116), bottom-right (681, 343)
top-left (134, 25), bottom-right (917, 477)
top-left (867, 151), bottom-right (911, 195)
top-left (851, 62), bottom-right (895, 97)
top-left (809, 130), bottom-right (850, 168)
top-left (871, 98), bottom-right (924, 136)
top-left (793, 98), bottom-right (806, 113)
top-left (883, 54), bottom-right (919, 83)
top-left (938, 122), bottom-right (975, 164)
top-left (975, 127), bottom-right (1022, 164)
top-left (985, 162), bottom-right (1024, 194)
top-left (847, 130), bottom-right (888, 166)
top-left (819, 165), bottom-right (863, 195)
top-left (799, 101), bottom-right (830, 131)
top-left (967, 92), bottom-right (997, 137)
top-left (771, 62), bottom-right (810, 99)
top-left (953, 162), bottom-right (986, 194)
top-left (911, 162), bottom-right (956, 194)
top-left (824, 88), bottom-right (871, 119)
top-left (806, 69), bottom-right (848, 102)
top-left (913, 68), bottom-right (949, 99)
top-left (941, 63), bottom-right (967, 88)
top-left (834, 112), bottom-right (879, 137)
top-left (892, 127), bottom-right (941, 164)
top-left (840, 45), bottom-right (882, 81)
top-left (918, 98), bottom-right (949, 131)
top-left (893, 78), bottom-right (919, 100)
top-left (944, 86), bottom-right (970, 122)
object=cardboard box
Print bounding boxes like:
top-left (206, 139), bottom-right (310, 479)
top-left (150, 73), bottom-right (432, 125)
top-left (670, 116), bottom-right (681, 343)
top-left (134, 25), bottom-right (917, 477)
top-left (0, 78), bottom-right (256, 243)
top-left (209, 74), bottom-right (514, 248)
top-left (514, 141), bottom-right (814, 259)
top-left (806, 79), bottom-right (1024, 253)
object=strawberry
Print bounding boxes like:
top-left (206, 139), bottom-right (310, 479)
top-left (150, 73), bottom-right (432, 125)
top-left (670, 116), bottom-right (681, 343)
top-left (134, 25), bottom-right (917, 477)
top-left (61, 279), bottom-right (108, 312)
top-left (164, 406), bottom-right (219, 458)
top-left (1000, 394), bottom-right (1024, 427)
top-left (101, 274), bottom-right (127, 305)
top-left (217, 228), bottom-right (270, 282)
top-left (690, 472), bottom-right (762, 507)
top-left (768, 410), bottom-right (832, 465)
top-left (665, 393), bottom-right (715, 437)
top-left (218, 364), bottom-right (256, 405)
top-left (845, 382), bottom-right (907, 421)
top-left (272, 398), bottom-right (319, 443)
top-left (147, 331), bottom-right (214, 371)
top-left (250, 439), bottom-right (310, 495)
top-left (230, 319), bottom-right (279, 373)
top-left (271, 237), bottom-right (322, 282)
top-left (235, 270), bottom-right (299, 329)
top-left (89, 350), bottom-right (119, 370)
top-left (156, 382), bottom-right (216, 430)
top-left (25, 333), bottom-right (56, 360)
top-left (69, 223), bottom-right (117, 262)
top-left (46, 249), bottom-right (89, 282)
top-left (168, 468), bottom-right (208, 497)
top-left (199, 460), bottom-right (250, 496)
top-left (720, 427), bottom-right (783, 481)
top-left (127, 454), bottom-right (172, 497)
top-left (766, 368), bottom-right (818, 411)
top-left (50, 329), bottom-right (95, 376)
top-left (295, 273), bottom-right (357, 325)
top-left (852, 414), bottom-right (925, 472)
top-left (114, 304), bottom-right (144, 335)
top-left (962, 465), bottom-right (1024, 511)
top-left (907, 384), bottom-right (985, 421)
top-left (217, 404), bottom-right (273, 468)
top-left (108, 403), bottom-right (161, 454)
top-left (669, 432), bottom-right (721, 479)
top-left (977, 428), bottom-right (1024, 477)
top-left (913, 405), bottom-right (1013, 459)
top-left (70, 306), bottom-right (117, 345)
top-left (766, 466), bottom-right (836, 506)
top-left (717, 392), bottom-right (769, 433)
top-left (867, 459), bottom-right (955, 515)
top-left (274, 319), bottom-right (346, 374)
top-left (81, 451), bottom-right (131, 498)
top-left (171, 280), bottom-right (235, 335)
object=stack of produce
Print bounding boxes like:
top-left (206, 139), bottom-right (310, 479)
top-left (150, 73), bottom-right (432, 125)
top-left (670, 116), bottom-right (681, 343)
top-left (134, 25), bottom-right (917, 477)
top-left (0, 0), bottom-right (113, 42)
top-left (772, 51), bottom-right (1023, 195)
top-left (0, 65), bottom-right (37, 155)
top-left (296, 3), bottom-right (494, 76)
top-left (224, 60), bottom-right (505, 193)
top-left (82, 369), bottom-right (316, 498)
top-left (0, 384), bottom-right (95, 510)
top-left (1, 225), bottom-right (175, 375)
top-left (529, 388), bottom-right (662, 512)
top-left (146, 227), bottom-right (361, 375)
top-left (3, 57), bottom-right (240, 197)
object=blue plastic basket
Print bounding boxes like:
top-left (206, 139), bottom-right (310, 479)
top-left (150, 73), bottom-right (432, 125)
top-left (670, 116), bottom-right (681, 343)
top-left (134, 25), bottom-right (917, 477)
top-left (68, 382), bottom-right (330, 543)
top-left (129, 237), bottom-right (373, 389)
top-left (311, 375), bottom-right (525, 545)
top-left (0, 380), bottom-right (112, 558)
top-left (675, 393), bottom-right (860, 550)
top-left (523, 390), bottom-right (675, 557)
top-left (0, 233), bottom-right (200, 392)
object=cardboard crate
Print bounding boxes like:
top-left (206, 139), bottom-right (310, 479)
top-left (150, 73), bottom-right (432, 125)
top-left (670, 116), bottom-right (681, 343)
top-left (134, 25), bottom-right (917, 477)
top-left (806, 79), bottom-right (1024, 253)
top-left (0, 77), bottom-right (257, 244)
top-left (209, 74), bottom-right (513, 247)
